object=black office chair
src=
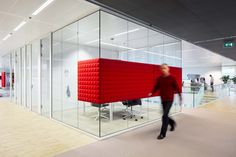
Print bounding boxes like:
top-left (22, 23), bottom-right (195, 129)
top-left (91, 103), bottom-right (109, 121)
top-left (122, 99), bottom-right (143, 121)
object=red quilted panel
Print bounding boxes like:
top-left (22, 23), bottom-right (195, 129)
top-left (77, 58), bottom-right (182, 104)
top-left (77, 59), bottom-right (100, 103)
top-left (99, 59), bottom-right (182, 103)
top-left (1, 72), bottom-right (6, 88)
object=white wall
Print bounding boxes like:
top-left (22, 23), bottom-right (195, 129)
top-left (183, 66), bottom-right (222, 85)
top-left (222, 65), bottom-right (236, 77)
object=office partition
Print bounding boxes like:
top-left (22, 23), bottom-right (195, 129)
top-left (5, 10), bottom-right (182, 138)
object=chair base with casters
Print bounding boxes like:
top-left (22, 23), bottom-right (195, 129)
top-left (91, 103), bottom-right (109, 121)
top-left (122, 99), bottom-right (143, 121)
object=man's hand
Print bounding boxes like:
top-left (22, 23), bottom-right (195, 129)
top-left (179, 99), bottom-right (183, 106)
top-left (148, 93), bottom-right (152, 97)
top-left (179, 96), bottom-right (183, 106)
top-left (179, 98), bottom-right (183, 112)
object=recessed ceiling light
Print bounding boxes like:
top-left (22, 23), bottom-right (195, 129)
top-left (14, 21), bottom-right (26, 32)
top-left (3, 33), bottom-right (12, 41)
top-left (32, 0), bottom-right (55, 16)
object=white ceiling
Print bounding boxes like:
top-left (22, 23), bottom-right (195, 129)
top-left (182, 40), bottom-right (236, 68)
top-left (0, 0), bottom-right (99, 55)
top-left (1, 0), bottom-right (234, 69)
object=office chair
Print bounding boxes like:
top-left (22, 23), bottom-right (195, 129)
top-left (91, 103), bottom-right (109, 121)
top-left (122, 99), bottom-right (143, 121)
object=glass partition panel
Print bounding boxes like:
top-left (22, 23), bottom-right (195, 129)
top-left (10, 53), bottom-right (14, 100)
top-left (52, 11), bottom-right (100, 136)
top-left (41, 36), bottom-right (50, 117)
top-left (100, 10), bottom-right (182, 137)
top-left (52, 29), bottom-right (63, 121)
top-left (77, 11), bottom-right (100, 136)
top-left (26, 44), bottom-right (32, 108)
top-left (15, 49), bottom-right (22, 105)
top-left (21, 46), bottom-right (26, 107)
top-left (31, 40), bottom-right (40, 113)
top-left (1, 54), bottom-right (11, 98)
top-left (100, 11), bottom-right (129, 136)
top-left (163, 35), bottom-right (182, 67)
top-left (13, 52), bottom-right (17, 103)
top-left (61, 22), bottom-right (78, 127)
top-left (52, 22), bottom-right (79, 126)
top-left (147, 30), bottom-right (164, 65)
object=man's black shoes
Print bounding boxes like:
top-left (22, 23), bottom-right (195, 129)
top-left (170, 123), bottom-right (176, 131)
top-left (157, 134), bottom-right (165, 140)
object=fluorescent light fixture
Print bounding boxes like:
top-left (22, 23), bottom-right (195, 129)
top-left (86, 39), bottom-right (99, 44)
top-left (154, 42), bottom-right (179, 48)
top-left (14, 21), bottom-right (26, 31)
top-left (32, 0), bottom-right (54, 16)
top-left (101, 42), bottom-right (137, 50)
top-left (3, 34), bottom-right (12, 41)
top-left (143, 50), bottom-right (182, 60)
top-left (114, 28), bottom-right (140, 37)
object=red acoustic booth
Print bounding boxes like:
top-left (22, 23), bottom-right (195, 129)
top-left (78, 59), bottom-right (182, 104)
top-left (1, 72), bottom-right (6, 88)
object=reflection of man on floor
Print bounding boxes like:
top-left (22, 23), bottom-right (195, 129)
top-left (210, 75), bottom-right (214, 92)
top-left (149, 63), bottom-right (182, 140)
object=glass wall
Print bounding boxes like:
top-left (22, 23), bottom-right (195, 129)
top-left (41, 36), bottom-right (51, 117)
top-left (15, 49), bottom-right (22, 105)
top-left (31, 40), bottom-right (40, 113)
top-left (99, 11), bottom-right (182, 136)
top-left (4, 10), bottom-right (182, 138)
top-left (21, 46), bottom-right (26, 107)
top-left (1, 54), bottom-right (11, 98)
top-left (26, 44), bottom-right (32, 109)
top-left (52, 11), bottom-right (100, 136)
top-left (52, 10), bottom-right (181, 137)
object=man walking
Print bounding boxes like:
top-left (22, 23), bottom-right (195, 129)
top-left (149, 63), bottom-right (182, 140)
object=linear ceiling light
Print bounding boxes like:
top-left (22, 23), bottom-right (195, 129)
top-left (101, 42), bottom-right (138, 50)
top-left (114, 28), bottom-right (140, 37)
top-left (3, 33), bottom-right (12, 41)
top-left (14, 21), bottom-right (26, 31)
top-left (32, 0), bottom-right (54, 16)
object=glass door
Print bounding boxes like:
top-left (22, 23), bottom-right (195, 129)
top-left (26, 44), bottom-right (32, 109)
top-left (16, 49), bottom-right (22, 105)
top-left (31, 41), bottom-right (40, 113)
top-left (41, 36), bottom-right (50, 117)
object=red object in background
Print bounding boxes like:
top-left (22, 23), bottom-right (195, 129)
top-left (78, 59), bottom-right (100, 103)
top-left (78, 58), bottom-right (182, 104)
top-left (1, 72), bottom-right (6, 88)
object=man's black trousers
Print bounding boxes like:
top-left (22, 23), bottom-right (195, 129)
top-left (160, 101), bottom-right (175, 136)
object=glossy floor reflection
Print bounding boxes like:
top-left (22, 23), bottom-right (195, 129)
top-left (57, 93), bottom-right (236, 157)
top-left (0, 99), bottom-right (95, 157)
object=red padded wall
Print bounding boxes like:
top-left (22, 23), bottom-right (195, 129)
top-left (1, 72), bottom-right (6, 88)
top-left (78, 58), bottom-right (182, 104)
top-left (77, 59), bottom-right (100, 103)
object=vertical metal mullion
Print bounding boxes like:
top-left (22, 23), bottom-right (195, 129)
top-left (30, 44), bottom-right (32, 111)
top-left (24, 45), bottom-right (27, 107)
top-left (9, 53), bottom-right (12, 101)
top-left (98, 10), bottom-right (101, 138)
top-left (20, 48), bottom-right (22, 106)
top-left (76, 23), bottom-right (79, 128)
top-left (14, 51), bottom-right (17, 103)
top-left (50, 32), bottom-right (53, 118)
